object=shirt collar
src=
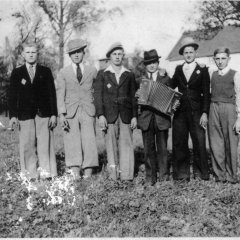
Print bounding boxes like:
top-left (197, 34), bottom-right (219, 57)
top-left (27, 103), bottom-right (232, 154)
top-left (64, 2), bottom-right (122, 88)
top-left (183, 61), bottom-right (197, 68)
top-left (71, 62), bottom-right (84, 71)
top-left (104, 64), bottom-right (130, 74)
top-left (26, 62), bottom-right (37, 69)
top-left (218, 65), bottom-right (230, 75)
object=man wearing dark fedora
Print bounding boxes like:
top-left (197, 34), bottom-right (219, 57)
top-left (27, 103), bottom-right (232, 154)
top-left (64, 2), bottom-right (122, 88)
top-left (56, 38), bottom-right (98, 179)
top-left (93, 42), bottom-right (137, 181)
top-left (170, 37), bottom-right (210, 181)
top-left (137, 49), bottom-right (173, 185)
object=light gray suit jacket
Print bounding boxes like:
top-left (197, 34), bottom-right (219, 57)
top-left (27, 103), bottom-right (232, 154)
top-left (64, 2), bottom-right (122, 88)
top-left (56, 64), bottom-right (97, 119)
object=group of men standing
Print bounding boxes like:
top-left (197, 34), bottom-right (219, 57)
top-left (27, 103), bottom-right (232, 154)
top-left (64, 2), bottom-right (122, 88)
top-left (8, 37), bottom-right (240, 185)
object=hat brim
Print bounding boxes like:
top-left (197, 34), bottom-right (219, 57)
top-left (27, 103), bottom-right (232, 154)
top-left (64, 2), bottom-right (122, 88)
top-left (179, 43), bottom-right (199, 55)
top-left (143, 56), bottom-right (161, 64)
top-left (67, 45), bottom-right (87, 54)
top-left (106, 46), bottom-right (124, 58)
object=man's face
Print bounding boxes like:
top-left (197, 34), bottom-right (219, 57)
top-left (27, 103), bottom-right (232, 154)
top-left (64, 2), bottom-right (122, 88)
top-left (183, 46), bottom-right (197, 63)
top-left (69, 49), bottom-right (84, 64)
top-left (22, 46), bottom-right (38, 65)
top-left (214, 52), bottom-right (230, 70)
top-left (145, 61), bottom-right (159, 73)
top-left (110, 49), bottom-right (124, 66)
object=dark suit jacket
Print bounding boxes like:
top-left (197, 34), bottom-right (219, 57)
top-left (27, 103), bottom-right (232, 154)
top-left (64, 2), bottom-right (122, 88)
top-left (93, 68), bottom-right (137, 124)
top-left (170, 63), bottom-right (210, 114)
top-left (9, 64), bottom-right (57, 120)
top-left (137, 71), bottom-right (172, 131)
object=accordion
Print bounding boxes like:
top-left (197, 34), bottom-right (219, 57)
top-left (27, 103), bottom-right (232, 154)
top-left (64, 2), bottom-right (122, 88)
top-left (137, 78), bottom-right (182, 116)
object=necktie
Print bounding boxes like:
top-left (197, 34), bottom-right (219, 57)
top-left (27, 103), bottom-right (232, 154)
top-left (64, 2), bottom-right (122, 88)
top-left (29, 65), bottom-right (35, 82)
top-left (76, 64), bottom-right (82, 83)
top-left (150, 73), bottom-right (153, 80)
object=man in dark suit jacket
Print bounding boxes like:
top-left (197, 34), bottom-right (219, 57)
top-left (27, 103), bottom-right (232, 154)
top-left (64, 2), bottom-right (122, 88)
top-left (171, 37), bottom-right (210, 181)
top-left (94, 42), bottom-right (137, 181)
top-left (137, 49), bottom-right (173, 185)
top-left (9, 42), bottom-right (58, 180)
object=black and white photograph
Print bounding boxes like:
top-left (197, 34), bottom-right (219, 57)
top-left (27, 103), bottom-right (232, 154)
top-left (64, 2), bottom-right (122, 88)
top-left (0, 0), bottom-right (240, 238)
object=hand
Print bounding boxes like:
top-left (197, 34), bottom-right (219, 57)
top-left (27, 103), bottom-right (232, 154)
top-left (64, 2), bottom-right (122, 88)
top-left (200, 113), bottom-right (208, 130)
top-left (233, 118), bottom-right (240, 134)
top-left (59, 114), bottom-right (70, 131)
top-left (135, 88), bottom-right (141, 98)
top-left (172, 100), bottom-right (180, 111)
top-left (130, 117), bottom-right (137, 130)
top-left (9, 117), bottom-right (18, 129)
top-left (48, 116), bottom-right (57, 130)
top-left (99, 115), bottom-right (107, 131)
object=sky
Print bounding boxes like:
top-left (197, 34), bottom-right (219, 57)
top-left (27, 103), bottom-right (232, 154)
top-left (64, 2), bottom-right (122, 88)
top-left (0, 0), bottom-right (199, 67)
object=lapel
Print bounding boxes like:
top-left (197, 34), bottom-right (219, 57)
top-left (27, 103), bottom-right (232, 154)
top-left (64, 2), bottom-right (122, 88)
top-left (179, 64), bottom-right (188, 85)
top-left (23, 64), bottom-right (32, 85)
top-left (105, 70), bottom-right (118, 86)
top-left (32, 64), bottom-right (40, 84)
top-left (118, 71), bottom-right (129, 87)
top-left (66, 65), bottom-right (79, 83)
top-left (80, 64), bottom-right (91, 85)
top-left (188, 64), bottom-right (201, 85)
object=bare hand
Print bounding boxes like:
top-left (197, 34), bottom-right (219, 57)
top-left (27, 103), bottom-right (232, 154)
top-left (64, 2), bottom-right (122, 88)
top-left (233, 118), bottom-right (240, 134)
top-left (59, 114), bottom-right (70, 131)
top-left (130, 117), bottom-right (137, 130)
top-left (9, 117), bottom-right (18, 129)
top-left (48, 116), bottom-right (57, 130)
top-left (200, 113), bottom-right (208, 130)
top-left (99, 115), bottom-right (107, 131)
top-left (172, 100), bottom-right (180, 111)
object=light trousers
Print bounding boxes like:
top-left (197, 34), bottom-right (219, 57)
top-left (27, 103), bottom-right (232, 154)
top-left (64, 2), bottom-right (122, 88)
top-left (105, 116), bottom-right (134, 180)
top-left (19, 115), bottom-right (57, 179)
top-left (63, 107), bottom-right (98, 169)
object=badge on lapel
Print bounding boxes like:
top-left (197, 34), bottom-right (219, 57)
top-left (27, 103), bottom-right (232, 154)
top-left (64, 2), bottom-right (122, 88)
top-left (196, 70), bottom-right (201, 74)
top-left (21, 78), bottom-right (27, 85)
top-left (107, 83), bottom-right (112, 89)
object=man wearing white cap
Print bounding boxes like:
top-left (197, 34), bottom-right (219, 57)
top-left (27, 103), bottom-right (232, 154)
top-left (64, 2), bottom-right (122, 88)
top-left (209, 47), bottom-right (240, 183)
top-left (93, 42), bottom-right (137, 181)
top-left (56, 39), bottom-right (98, 179)
top-left (171, 37), bottom-right (210, 181)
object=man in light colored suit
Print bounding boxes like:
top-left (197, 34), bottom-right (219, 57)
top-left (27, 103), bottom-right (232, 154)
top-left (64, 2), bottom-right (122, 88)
top-left (56, 39), bottom-right (98, 179)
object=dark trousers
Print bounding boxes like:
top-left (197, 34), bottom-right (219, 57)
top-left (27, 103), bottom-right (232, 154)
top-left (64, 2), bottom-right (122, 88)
top-left (172, 111), bottom-right (209, 180)
top-left (142, 115), bottom-right (169, 182)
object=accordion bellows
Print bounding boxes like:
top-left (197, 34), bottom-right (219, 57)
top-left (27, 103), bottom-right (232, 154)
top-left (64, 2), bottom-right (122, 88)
top-left (137, 78), bottom-right (182, 116)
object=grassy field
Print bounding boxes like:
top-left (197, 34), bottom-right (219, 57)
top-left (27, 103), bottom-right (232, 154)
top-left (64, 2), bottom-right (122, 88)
top-left (1, 115), bottom-right (240, 237)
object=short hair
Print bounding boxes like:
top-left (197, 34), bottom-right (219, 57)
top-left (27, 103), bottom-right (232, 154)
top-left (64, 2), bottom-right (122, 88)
top-left (22, 42), bottom-right (39, 51)
top-left (213, 47), bottom-right (230, 57)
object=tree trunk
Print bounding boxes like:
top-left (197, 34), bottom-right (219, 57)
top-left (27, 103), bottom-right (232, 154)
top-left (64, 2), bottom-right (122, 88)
top-left (59, 40), bottom-right (64, 70)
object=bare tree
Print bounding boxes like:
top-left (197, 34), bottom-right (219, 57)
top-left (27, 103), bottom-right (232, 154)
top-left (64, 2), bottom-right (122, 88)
top-left (36, 0), bottom-right (123, 69)
top-left (190, 0), bottom-right (240, 39)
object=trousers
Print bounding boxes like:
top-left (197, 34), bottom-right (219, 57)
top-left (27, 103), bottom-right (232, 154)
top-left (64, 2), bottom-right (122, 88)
top-left (142, 115), bottom-right (169, 182)
top-left (19, 115), bottom-right (57, 179)
top-left (208, 102), bottom-right (239, 182)
top-left (105, 116), bottom-right (134, 180)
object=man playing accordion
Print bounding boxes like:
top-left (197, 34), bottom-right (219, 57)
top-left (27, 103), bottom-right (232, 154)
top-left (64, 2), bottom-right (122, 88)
top-left (137, 49), bottom-right (175, 186)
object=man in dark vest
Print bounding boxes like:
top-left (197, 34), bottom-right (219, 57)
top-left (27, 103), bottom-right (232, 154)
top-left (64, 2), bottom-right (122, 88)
top-left (137, 49), bottom-right (173, 185)
top-left (171, 37), bottom-right (210, 181)
top-left (208, 47), bottom-right (240, 184)
top-left (8, 42), bottom-right (58, 180)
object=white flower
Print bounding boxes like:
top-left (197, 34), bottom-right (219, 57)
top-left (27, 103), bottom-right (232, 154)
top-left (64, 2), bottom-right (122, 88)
top-left (18, 217), bottom-right (23, 222)
top-left (21, 78), bottom-right (27, 85)
top-left (196, 70), bottom-right (201, 74)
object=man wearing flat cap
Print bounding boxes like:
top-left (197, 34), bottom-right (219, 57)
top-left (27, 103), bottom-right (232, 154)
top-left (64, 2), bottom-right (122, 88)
top-left (136, 49), bottom-right (174, 185)
top-left (93, 42), bottom-right (137, 181)
top-left (208, 47), bottom-right (240, 183)
top-left (170, 37), bottom-right (210, 181)
top-left (56, 39), bottom-right (98, 179)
